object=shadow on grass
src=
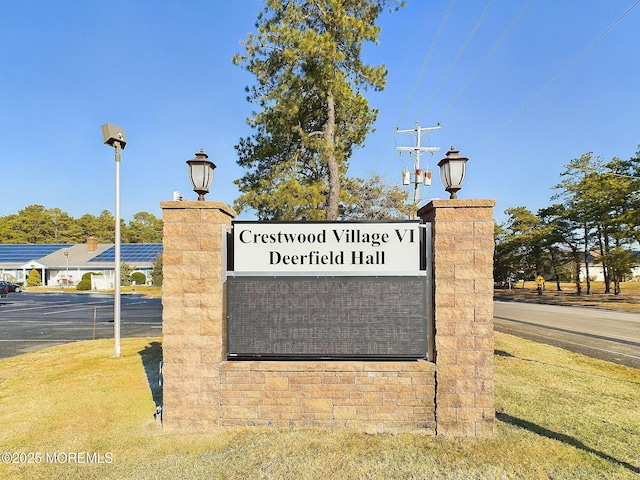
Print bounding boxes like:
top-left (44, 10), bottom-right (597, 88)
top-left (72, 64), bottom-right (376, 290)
top-left (496, 412), bottom-right (640, 475)
top-left (495, 348), bottom-right (640, 386)
top-left (138, 341), bottom-right (163, 416)
top-left (494, 349), bottom-right (515, 358)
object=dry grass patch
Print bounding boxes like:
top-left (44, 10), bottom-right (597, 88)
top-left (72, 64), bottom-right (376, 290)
top-left (496, 281), bottom-right (640, 310)
top-left (26, 285), bottom-right (162, 297)
top-left (0, 334), bottom-right (639, 479)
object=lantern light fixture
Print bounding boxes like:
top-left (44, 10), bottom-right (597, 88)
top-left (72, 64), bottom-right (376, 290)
top-left (186, 149), bottom-right (216, 201)
top-left (437, 146), bottom-right (468, 199)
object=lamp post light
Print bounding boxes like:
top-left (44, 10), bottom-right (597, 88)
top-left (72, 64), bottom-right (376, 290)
top-left (101, 123), bottom-right (126, 358)
top-left (186, 149), bottom-right (216, 200)
top-left (437, 146), bottom-right (468, 199)
top-left (64, 250), bottom-right (69, 290)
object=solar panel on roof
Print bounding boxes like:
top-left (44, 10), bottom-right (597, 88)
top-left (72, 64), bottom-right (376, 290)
top-left (0, 244), bottom-right (72, 263)
top-left (89, 244), bottom-right (162, 263)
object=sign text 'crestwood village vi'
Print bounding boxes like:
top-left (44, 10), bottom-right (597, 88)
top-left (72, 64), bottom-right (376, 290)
top-left (232, 221), bottom-right (422, 274)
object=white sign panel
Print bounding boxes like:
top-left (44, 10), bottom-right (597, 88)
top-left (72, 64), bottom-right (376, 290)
top-left (232, 221), bottom-right (421, 275)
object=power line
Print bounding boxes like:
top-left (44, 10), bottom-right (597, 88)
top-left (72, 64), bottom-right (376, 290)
top-left (417, 0), bottom-right (495, 122)
top-left (470, 0), bottom-right (640, 157)
top-left (436, 0), bottom-right (532, 124)
top-left (371, 0), bottom-right (454, 172)
top-left (395, 0), bottom-right (455, 127)
top-left (377, 0), bottom-right (530, 178)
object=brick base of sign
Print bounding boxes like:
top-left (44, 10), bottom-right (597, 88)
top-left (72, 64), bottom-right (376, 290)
top-left (217, 361), bottom-right (435, 433)
top-left (160, 199), bottom-right (495, 437)
top-left (162, 360), bottom-right (435, 434)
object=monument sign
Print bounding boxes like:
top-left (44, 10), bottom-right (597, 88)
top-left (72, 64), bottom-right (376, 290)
top-left (227, 221), bottom-right (431, 360)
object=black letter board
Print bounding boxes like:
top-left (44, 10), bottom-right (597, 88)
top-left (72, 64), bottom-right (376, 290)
top-left (226, 276), bottom-right (427, 360)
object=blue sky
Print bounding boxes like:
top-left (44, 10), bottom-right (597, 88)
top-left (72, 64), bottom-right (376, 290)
top-left (1, 0), bottom-right (638, 223)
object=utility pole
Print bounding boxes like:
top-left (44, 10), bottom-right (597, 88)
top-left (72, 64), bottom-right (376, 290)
top-left (397, 123), bottom-right (441, 211)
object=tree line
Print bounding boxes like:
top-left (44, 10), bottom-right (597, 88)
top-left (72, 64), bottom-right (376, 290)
top-left (495, 148), bottom-right (640, 295)
top-left (0, 205), bottom-right (163, 244)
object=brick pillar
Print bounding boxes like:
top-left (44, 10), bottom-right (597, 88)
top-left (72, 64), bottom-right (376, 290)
top-left (160, 200), bottom-right (235, 432)
top-left (418, 199), bottom-right (496, 437)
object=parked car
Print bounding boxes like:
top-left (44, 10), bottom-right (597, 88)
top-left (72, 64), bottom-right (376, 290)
top-left (0, 281), bottom-right (9, 298)
top-left (7, 282), bottom-right (21, 292)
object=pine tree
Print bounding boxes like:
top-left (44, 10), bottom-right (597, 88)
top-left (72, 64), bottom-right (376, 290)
top-left (233, 0), bottom-right (404, 220)
top-left (27, 269), bottom-right (42, 287)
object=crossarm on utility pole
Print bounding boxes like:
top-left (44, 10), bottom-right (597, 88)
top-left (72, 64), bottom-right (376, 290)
top-left (396, 123), bottom-right (441, 210)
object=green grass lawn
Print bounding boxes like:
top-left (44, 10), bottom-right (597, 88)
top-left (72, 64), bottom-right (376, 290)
top-left (0, 334), bottom-right (638, 479)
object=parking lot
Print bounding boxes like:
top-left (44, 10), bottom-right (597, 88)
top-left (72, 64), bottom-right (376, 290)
top-left (0, 292), bottom-right (162, 359)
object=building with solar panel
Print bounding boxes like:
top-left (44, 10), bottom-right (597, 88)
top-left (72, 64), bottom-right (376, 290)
top-left (0, 237), bottom-right (162, 289)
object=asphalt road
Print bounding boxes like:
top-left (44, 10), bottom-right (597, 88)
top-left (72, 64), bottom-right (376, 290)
top-left (495, 300), bottom-right (640, 369)
top-left (0, 292), bottom-right (162, 359)
top-left (2, 293), bottom-right (639, 369)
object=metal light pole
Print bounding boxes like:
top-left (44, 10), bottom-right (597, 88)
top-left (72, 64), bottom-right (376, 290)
top-left (101, 123), bottom-right (127, 358)
top-left (64, 250), bottom-right (69, 289)
top-left (113, 141), bottom-right (122, 357)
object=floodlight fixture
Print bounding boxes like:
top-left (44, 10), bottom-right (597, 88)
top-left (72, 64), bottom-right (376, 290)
top-left (101, 123), bottom-right (127, 150)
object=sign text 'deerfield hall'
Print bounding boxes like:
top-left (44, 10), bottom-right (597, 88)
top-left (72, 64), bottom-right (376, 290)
top-left (232, 221), bottom-right (421, 274)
